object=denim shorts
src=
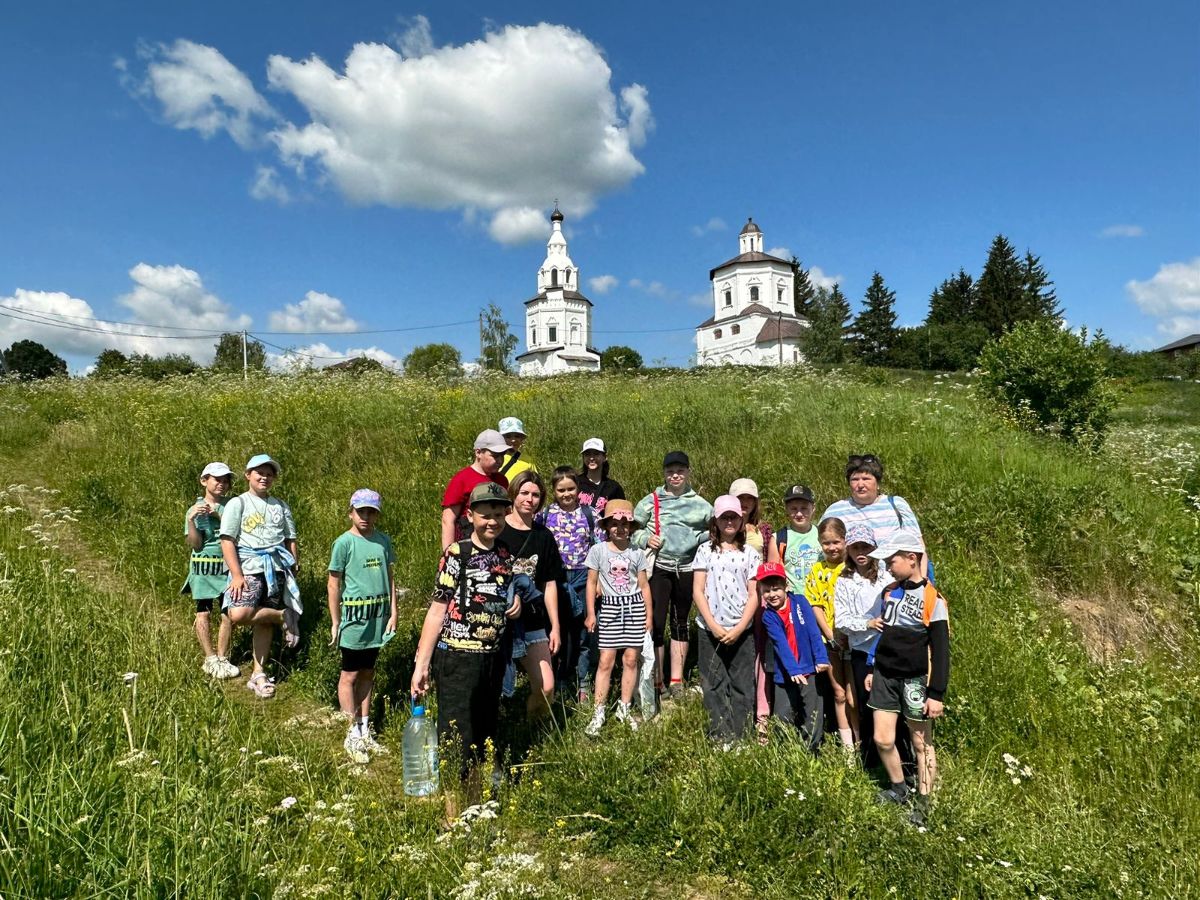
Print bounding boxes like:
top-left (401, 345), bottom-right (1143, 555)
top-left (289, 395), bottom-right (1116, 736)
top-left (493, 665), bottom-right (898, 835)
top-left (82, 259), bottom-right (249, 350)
top-left (512, 627), bottom-right (548, 659)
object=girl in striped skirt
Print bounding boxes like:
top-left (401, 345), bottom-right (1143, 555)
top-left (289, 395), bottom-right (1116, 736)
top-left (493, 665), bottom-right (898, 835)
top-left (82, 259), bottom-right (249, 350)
top-left (583, 499), bottom-right (653, 736)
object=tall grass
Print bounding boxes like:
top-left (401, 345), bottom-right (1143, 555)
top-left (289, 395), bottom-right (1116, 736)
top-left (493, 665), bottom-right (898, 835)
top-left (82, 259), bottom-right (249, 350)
top-left (0, 369), bottom-right (1198, 897)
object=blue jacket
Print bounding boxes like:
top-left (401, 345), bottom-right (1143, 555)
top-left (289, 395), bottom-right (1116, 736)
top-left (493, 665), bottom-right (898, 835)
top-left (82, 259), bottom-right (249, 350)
top-left (762, 594), bottom-right (830, 684)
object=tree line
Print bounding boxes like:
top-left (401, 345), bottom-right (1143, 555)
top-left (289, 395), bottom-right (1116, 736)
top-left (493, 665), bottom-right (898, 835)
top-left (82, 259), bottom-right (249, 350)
top-left (791, 234), bottom-right (1061, 370)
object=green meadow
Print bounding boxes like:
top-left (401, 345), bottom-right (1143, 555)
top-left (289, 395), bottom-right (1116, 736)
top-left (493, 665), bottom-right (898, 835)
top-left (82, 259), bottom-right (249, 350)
top-left (1, 368), bottom-right (1197, 898)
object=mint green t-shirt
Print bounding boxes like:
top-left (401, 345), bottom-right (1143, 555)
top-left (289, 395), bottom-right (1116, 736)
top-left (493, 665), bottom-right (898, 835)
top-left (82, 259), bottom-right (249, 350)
top-left (782, 526), bottom-right (821, 594)
top-left (182, 500), bottom-right (228, 600)
top-left (328, 530), bottom-right (395, 650)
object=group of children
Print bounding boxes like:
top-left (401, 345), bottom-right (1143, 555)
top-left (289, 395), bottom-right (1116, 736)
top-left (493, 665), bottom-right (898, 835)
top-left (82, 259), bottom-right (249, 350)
top-left (184, 434), bottom-right (950, 817)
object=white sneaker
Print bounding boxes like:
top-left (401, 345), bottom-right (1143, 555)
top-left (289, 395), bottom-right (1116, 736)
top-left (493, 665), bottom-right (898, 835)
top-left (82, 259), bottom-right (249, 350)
top-left (201, 656), bottom-right (221, 677)
top-left (361, 733), bottom-right (389, 755)
top-left (343, 734), bottom-right (369, 764)
top-left (614, 702), bottom-right (638, 731)
top-left (584, 705), bottom-right (606, 737)
top-left (216, 657), bottom-right (240, 679)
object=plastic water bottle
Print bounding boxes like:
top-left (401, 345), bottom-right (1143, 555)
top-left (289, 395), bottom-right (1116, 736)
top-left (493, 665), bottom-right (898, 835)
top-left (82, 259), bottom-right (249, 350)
top-left (402, 702), bottom-right (439, 797)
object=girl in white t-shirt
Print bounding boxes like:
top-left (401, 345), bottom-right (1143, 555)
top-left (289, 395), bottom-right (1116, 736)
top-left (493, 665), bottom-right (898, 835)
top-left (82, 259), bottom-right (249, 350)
top-left (692, 494), bottom-right (761, 745)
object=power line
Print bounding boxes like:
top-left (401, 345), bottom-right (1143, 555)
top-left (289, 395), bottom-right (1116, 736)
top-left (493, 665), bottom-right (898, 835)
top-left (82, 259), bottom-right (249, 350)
top-left (0, 306), bottom-right (226, 340)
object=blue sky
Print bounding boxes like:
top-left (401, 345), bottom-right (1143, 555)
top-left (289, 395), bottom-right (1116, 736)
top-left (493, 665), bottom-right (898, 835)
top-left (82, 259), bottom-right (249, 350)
top-left (1, 1), bottom-right (1196, 370)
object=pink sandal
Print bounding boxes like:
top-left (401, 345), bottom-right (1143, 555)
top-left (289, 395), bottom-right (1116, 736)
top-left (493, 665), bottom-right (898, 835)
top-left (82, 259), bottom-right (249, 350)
top-left (246, 672), bottom-right (276, 699)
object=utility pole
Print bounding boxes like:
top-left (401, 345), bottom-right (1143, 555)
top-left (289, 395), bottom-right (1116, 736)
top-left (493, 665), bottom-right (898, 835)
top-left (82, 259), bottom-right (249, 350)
top-left (778, 311), bottom-right (784, 366)
top-left (478, 310), bottom-right (484, 366)
top-left (242, 330), bottom-right (248, 381)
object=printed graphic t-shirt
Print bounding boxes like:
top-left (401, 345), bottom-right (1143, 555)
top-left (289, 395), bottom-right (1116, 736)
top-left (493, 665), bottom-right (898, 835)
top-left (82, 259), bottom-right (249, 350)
top-left (219, 493), bottom-right (297, 574)
top-left (804, 559), bottom-right (845, 629)
top-left (539, 503), bottom-right (594, 569)
top-left (432, 540), bottom-right (514, 653)
top-left (782, 526), bottom-right (822, 594)
top-left (329, 530), bottom-right (395, 650)
top-left (692, 542), bottom-right (762, 630)
top-left (183, 500), bottom-right (227, 599)
top-left (584, 542), bottom-right (650, 597)
top-left (498, 522), bottom-right (564, 632)
top-left (576, 477), bottom-right (625, 515)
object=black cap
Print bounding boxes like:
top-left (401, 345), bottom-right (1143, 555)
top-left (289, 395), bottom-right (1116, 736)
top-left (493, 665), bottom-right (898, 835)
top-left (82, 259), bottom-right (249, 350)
top-left (663, 450), bottom-right (690, 468)
top-left (783, 483), bottom-right (815, 503)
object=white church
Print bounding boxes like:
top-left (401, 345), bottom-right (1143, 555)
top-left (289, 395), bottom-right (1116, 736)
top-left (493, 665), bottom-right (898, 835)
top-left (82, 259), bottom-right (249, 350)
top-left (516, 207), bottom-right (601, 376)
top-left (695, 218), bottom-right (807, 367)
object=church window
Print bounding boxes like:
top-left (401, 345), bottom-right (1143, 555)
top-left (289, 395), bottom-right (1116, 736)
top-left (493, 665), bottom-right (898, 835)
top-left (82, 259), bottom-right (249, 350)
top-left (548, 325), bottom-right (558, 343)
top-left (714, 329), bottom-right (722, 339)
top-left (551, 268), bottom-right (559, 286)
top-left (531, 327), bottom-right (537, 345)
top-left (724, 290), bottom-right (732, 307)
top-left (570, 322), bottom-right (580, 344)
top-left (732, 324), bottom-right (741, 335)
top-left (750, 286), bottom-right (759, 303)
top-left (778, 287), bottom-right (784, 303)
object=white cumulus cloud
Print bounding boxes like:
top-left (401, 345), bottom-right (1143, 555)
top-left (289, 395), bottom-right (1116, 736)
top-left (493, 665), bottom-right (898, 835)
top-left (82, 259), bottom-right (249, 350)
top-left (130, 39), bottom-right (277, 148)
top-left (267, 342), bottom-right (403, 372)
top-left (808, 266), bottom-right (842, 290)
top-left (589, 274), bottom-right (619, 295)
top-left (263, 23), bottom-right (651, 242)
top-left (392, 15), bottom-right (435, 58)
top-left (767, 246), bottom-right (792, 260)
top-left (250, 165), bottom-right (293, 204)
top-left (267, 291), bottom-right (358, 333)
top-left (1127, 258), bottom-right (1200, 337)
top-left (1100, 224), bottom-right (1145, 239)
top-left (691, 217), bottom-right (727, 237)
top-left (488, 207), bottom-right (549, 246)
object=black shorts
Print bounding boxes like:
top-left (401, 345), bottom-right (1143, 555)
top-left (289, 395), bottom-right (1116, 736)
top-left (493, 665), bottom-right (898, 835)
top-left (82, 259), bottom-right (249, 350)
top-left (195, 596), bottom-right (218, 614)
top-left (340, 646), bottom-right (380, 672)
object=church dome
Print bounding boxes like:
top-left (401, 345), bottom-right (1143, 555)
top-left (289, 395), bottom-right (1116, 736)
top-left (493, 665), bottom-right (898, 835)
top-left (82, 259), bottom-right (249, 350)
top-left (740, 217), bottom-right (761, 235)
top-left (551, 205), bottom-right (564, 223)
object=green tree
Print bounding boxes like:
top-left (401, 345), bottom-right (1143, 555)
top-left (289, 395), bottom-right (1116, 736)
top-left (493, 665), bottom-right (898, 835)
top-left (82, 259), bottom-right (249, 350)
top-left (130, 353), bottom-right (199, 380)
top-left (977, 321), bottom-right (1115, 447)
top-left (1021, 251), bottom-right (1061, 323)
top-left (92, 348), bottom-right (132, 378)
top-left (404, 342), bottom-right (463, 376)
top-left (600, 345), bottom-right (643, 370)
top-left (852, 272), bottom-right (899, 366)
top-left (327, 356), bottom-right (386, 376)
top-left (211, 333), bottom-right (266, 373)
top-left (791, 256), bottom-right (816, 319)
top-left (2, 340), bottom-right (67, 379)
top-left (478, 303), bottom-right (518, 373)
top-left (801, 285), bottom-right (852, 364)
top-left (975, 235), bottom-right (1026, 338)
top-left (927, 269), bottom-right (976, 326)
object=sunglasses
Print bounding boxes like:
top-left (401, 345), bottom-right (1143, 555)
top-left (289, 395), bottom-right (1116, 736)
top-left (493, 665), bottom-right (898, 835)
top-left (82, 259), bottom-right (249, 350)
top-left (847, 454), bottom-right (880, 467)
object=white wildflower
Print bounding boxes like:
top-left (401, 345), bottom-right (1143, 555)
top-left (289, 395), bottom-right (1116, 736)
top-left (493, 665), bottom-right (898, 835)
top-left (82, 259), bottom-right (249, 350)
top-left (280, 796), bottom-right (297, 810)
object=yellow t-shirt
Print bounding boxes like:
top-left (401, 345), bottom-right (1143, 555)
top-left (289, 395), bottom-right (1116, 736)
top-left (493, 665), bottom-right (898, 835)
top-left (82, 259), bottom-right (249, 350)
top-left (501, 454), bottom-right (537, 481)
top-left (804, 560), bottom-right (844, 629)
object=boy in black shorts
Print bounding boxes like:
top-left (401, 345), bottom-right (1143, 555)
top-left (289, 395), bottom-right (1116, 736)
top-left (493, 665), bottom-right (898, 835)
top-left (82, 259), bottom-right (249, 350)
top-left (865, 529), bottom-right (950, 822)
top-left (328, 489), bottom-right (397, 764)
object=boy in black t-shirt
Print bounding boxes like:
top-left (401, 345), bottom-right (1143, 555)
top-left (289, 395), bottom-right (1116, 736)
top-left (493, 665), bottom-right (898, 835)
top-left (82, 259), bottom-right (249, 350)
top-left (412, 482), bottom-right (521, 798)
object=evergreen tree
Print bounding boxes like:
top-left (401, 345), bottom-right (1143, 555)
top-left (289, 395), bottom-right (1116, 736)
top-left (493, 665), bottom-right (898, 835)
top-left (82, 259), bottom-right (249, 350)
top-left (211, 333), bottom-right (266, 373)
top-left (927, 269), bottom-right (976, 326)
top-left (1021, 251), bottom-right (1061, 322)
top-left (791, 256), bottom-right (816, 319)
top-left (2, 340), bottom-right (67, 379)
top-left (478, 303), bottom-right (518, 373)
top-left (802, 285), bottom-right (852, 364)
top-left (852, 271), bottom-right (899, 366)
top-left (975, 235), bottom-right (1026, 338)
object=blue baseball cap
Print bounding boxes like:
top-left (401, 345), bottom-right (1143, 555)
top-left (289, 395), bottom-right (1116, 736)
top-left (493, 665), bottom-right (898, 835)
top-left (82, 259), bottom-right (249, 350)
top-left (244, 454), bottom-right (281, 475)
top-left (350, 488), bottom-right (382, 510)
top-left (498, 416), bottom-right (527, 436)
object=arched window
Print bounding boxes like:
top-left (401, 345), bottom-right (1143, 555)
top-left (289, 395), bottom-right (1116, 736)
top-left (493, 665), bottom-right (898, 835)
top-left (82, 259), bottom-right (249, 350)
top-left (732, 324), bottom-right (740, 335)
top-left (570, 322), bottom-right (580, 344)
top-left (724, 290), bottom-right (732, 307)
top-left (714, 329), bottom-right (722, 339)
top-left (530, 326), bottom-right (537, 345)
top-left (565, 268), bottom-right (572, 286)
top-left (778, 286), bottom-right (784, 303)
top-left (750, 286), bottom-right (759, 303)
top-left (551, 268), bottom-right (559, 286)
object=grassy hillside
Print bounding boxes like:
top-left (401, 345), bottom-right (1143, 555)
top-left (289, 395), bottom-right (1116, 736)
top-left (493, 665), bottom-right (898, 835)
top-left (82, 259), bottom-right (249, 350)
top-left (1, 369), bottom-right (1197, 898)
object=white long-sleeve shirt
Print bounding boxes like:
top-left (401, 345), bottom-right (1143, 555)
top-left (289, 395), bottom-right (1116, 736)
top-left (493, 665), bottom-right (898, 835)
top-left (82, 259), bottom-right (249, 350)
top-left (833, 568), bottom-right (891, 652)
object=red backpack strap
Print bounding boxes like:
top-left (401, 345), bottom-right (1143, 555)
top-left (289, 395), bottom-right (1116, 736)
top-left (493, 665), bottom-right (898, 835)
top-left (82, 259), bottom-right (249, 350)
top-left (652, 491), bottom-right (661, 535)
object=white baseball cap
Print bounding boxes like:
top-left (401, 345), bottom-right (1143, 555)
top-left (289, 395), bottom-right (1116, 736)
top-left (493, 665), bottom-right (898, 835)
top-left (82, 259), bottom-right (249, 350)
top-left (201, 462), bottom-right (232, 479)
top-left (581, 437), bottom-right (606, 454)
top-left (473, 429), bottom-right (510, 453)
top-left (869, 529), bottom-right (925, 559)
